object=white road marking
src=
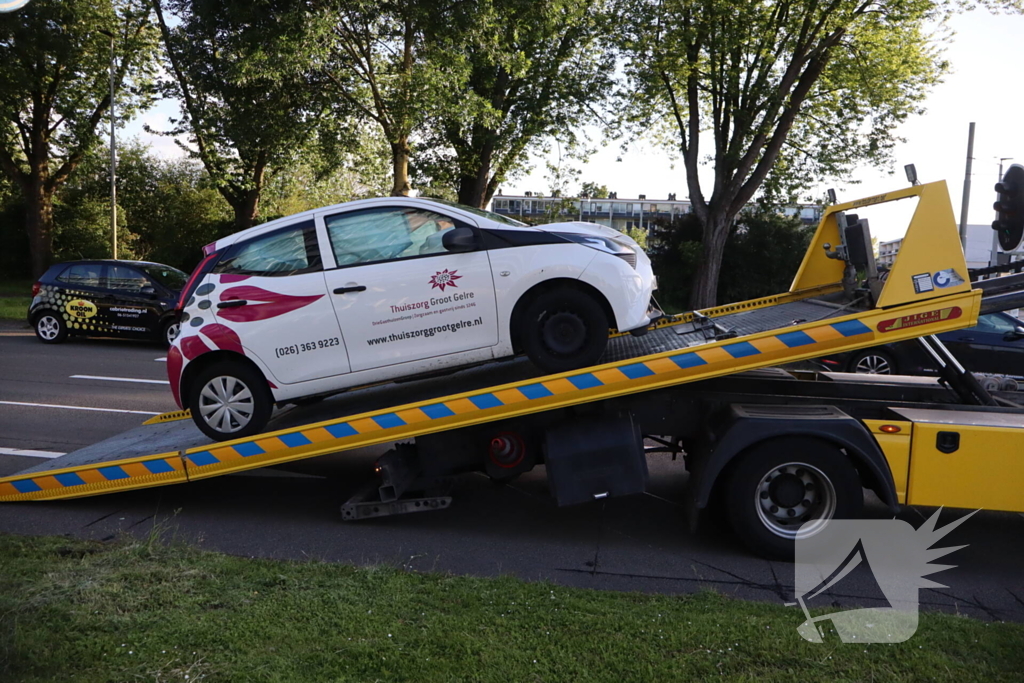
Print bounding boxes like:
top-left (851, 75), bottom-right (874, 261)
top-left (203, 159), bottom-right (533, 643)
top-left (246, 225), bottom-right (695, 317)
top-left (70, 374), bottom-right (169, 385)
top-left (0, 400), bottom-right (160, 415)
top-left (155, 357), bottom-right (167, 362)
top-left (0, 447), bottom-right (66, 459)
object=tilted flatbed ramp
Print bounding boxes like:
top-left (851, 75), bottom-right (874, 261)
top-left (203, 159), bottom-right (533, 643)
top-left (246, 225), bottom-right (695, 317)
top-left (0, 180), bottom-right (988, 502)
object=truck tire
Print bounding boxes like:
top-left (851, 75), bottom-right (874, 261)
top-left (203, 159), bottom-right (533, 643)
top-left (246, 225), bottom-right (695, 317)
top-left (520, 288), bottom-right (609, 374)
top-left (189, 361), bottom-right (273, 441)
top-left (725, 437), bottom-right (863, 560)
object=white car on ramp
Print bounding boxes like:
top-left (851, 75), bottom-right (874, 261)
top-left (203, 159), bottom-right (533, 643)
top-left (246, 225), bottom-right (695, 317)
top-left (169, 197), bottom-right (656, 440)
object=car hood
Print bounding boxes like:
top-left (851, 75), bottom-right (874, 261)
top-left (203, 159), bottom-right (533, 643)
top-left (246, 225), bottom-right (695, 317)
top-left (536, 220), bottom-right (626, 241)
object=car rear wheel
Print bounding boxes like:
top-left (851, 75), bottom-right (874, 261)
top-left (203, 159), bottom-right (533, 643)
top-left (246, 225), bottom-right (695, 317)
top-left (161, 319), bottom-right (181, 347)
top-left (848, 348), bottom-right (897, 375)
top-left (34, 312), bottom-right (67, 344)
top-left (189, 362), bottom-right (273, 441)
top-left (725, 437), bottom-right (863, 560)
top-left (520, 288), bottom-right (609, 374)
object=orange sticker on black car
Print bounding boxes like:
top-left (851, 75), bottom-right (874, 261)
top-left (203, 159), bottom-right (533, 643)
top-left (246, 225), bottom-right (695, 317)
top-left (877, 306), bottom-right (962, 333)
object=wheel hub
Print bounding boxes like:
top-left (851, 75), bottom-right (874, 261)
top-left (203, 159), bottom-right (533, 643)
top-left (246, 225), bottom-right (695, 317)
top-left (37, 316), bottom-right (59, 340)
top-left (542, 311), bottom-right (586, 356)
top-left (855, 354), bottom-right (891, 374)
top-left (755, 462), bottom-right (836, 539)
top-left (198, 375), bottom-right (255, 434)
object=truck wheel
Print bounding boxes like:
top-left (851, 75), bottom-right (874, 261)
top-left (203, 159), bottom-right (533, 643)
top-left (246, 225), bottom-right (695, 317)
top-left (725, 437), bottom-right (863, 560)
top-left (520, 288), bottom-right (609, 374)
top-left (189, 361), bottom-right (273, 441)
top-left (848, 348), bottom-right (897, 375)
top-left (34, 312), bottom-right (68, 344)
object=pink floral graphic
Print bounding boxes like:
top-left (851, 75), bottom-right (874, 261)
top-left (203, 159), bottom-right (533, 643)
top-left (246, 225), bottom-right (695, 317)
top-left (429, 269), bottom-right (462, 292)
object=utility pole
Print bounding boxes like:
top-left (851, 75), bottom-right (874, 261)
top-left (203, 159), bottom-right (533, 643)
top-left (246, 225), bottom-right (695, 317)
top-left (992, 157), bottom-right (1014, 268)
top-left (958, 122), bottom-right (975, 250)
top-left (100, 30), bottom-right (118, 259)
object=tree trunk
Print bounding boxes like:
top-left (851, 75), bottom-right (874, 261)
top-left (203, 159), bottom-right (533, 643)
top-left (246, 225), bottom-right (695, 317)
top-left (390, 140), bottom-right (410, 197)
top-left (232, 189), bottom-right (261, 232)
top-left (25, 180), bottom-right (55, 279)
top-left (688, 211), bottom-right (732, 310)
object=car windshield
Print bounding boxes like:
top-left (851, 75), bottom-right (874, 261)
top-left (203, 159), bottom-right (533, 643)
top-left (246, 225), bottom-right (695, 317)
top-left (422, 197), bottom-right (526, 227)
top-left (140, 265), bottom-right (188, 291)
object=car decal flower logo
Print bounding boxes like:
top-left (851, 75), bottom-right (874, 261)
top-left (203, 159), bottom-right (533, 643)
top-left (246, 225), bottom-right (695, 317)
top-left (429, 269), bottom-right (462, 292)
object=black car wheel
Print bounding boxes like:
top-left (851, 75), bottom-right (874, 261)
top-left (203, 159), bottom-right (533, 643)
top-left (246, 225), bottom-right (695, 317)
top-left (726, 437), bottom-right (864, 560)
top-left (34, 312), bottom-right (68, 344)
top-left (848, 348), bottom-right (897, 375)
top-left (161, 319), bottom-right (181, 347)
top-left (189, 362), bottom-right (273, 441)
top-left (520, 288), bottom-right (609, 374)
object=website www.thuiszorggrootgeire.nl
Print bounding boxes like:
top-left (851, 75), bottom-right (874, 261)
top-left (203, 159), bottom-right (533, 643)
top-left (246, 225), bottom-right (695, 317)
top-left (366, 317), bottom-right (485, 346)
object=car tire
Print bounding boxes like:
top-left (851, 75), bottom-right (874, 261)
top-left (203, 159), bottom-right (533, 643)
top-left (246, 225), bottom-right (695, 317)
top-left (161, 319), bottom-right (181, 347)
top-left (848, 348), bottom-right (897, 375)
top-left (34, 311), bottom-right (68, 344)
top-left (189, 361), bottom-right (273, 441)
top-left (520, 288), bottom-right (609, 374)
top-left (725, 437), bottom-right (864, 560)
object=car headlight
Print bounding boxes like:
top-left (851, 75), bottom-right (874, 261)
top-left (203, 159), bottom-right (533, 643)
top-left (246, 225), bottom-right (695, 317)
top-left (554, 232), bottom-right (637, 268)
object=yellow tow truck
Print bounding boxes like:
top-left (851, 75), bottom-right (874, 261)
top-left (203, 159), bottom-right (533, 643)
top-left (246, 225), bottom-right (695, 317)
top-left (2, 180), bottom-right (1022, 558)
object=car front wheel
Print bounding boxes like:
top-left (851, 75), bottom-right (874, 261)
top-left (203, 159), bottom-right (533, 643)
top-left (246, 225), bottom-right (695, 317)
top-left (35, 312), bottom-right (68, 344)
top-left (189, 362), bottom-right (273, 441)
top-left (520, 288), bottom-right (609, 374)
top-left (162, 319), bottom-right (181, 347)
top-left (848, 348), bottom-right (897, 375)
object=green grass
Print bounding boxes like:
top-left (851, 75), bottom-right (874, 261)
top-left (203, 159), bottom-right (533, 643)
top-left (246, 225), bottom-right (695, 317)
top-left (1, 533), bottom-right (1022, 682)
top-left (0, 296), bottom-right (30, 321)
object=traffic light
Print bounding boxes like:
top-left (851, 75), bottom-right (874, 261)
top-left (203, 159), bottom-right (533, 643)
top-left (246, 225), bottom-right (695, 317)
top-left (993, 164), bottom-right (1024, 251)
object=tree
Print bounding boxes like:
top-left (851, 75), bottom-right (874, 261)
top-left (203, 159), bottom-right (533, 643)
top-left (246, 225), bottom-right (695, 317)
top-left (620, 0), bottom-right (975, 308)
top-left (580, 181), bottom-right (610, 199)
top-left (648, 209), bottom-right (812, 312)
top-left (421, 0), bottom-right (617, 208)
top-left (322, 0), bottom-right (456, 197)
top-left (151, 0), bottom-right (329, 231)
top-left (0, 0), bottom-right (157, 277)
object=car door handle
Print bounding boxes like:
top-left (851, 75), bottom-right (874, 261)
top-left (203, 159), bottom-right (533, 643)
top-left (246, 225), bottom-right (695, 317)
top-left (333, 285), bottom-right (366, 294)
top-left (217, 299), bottom-right (248, 308)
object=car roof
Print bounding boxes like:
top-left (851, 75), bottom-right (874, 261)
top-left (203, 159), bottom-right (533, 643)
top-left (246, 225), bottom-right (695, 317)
top-left (211, 196), bottom-right (535, 251)
top-left (52, 259), bottom-right (181, 269)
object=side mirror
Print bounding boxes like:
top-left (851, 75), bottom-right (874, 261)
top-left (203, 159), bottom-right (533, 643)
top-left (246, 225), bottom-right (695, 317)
top-left (1004, 325), bottom-right (1024, 341)
top-left (141, 285), bottom-right (157, 297)
top-left (442, 226), bottom-right (477, 253)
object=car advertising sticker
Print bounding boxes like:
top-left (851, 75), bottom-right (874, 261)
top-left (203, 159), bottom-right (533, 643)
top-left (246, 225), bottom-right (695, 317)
top-left (877, 306), bottom-right (962, 333)
top-left (64, 299), bottom-right (97, 320)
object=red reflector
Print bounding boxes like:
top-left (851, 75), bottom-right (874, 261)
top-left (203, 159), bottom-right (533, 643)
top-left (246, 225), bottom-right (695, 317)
top-left (821, 359), bottom-right (840, 366)
top-left (31, 281), bottom-right (41, 297)
top-left (879, 425), bottom-right (902, 434)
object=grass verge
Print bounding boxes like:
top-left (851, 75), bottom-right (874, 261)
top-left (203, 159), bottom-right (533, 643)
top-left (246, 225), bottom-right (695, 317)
top-left (0, 296), bottom-right (30, 322)
top-left (0, 279), bottom-right (33, 297)
top-left (2, 533), bottom-right (1022, 682)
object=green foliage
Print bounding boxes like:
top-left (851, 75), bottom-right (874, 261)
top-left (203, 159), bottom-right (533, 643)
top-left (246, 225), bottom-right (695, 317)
top-left (152, 0), bottom-right (331, 229)
top-left (580, 181), bottom-right (610, 199)
top-left (416, 0), bottom-right (618, 207)
top-left (649, 210), bottom-right (813, 312)
top-left (0, 0), bottom-right (159, 275)
top-left (617, 0), bottom-right (984, 307)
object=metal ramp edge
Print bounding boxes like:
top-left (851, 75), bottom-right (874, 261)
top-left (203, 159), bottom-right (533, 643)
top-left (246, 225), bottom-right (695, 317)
top-left (0, 288), bottom-right (981, 503)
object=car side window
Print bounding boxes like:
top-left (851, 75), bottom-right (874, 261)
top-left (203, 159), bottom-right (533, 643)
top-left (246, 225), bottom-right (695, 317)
top-left (214, 220), bottom-right (322, 277)
top-left (56, 264), bottom-right (103, 288)
top-left (106, 265), bottom-right (149, 294)
top-left (324, 207), bottom-right (458, 268)
top-left (974, 314), bottom-right (1018, 334)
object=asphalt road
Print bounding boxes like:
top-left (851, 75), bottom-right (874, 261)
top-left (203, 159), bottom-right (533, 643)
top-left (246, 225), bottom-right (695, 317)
top-left (2, 320), bottom-right (1023, 626)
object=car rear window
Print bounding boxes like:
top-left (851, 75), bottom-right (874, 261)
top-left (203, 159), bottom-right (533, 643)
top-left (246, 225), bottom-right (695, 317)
top-left (56, 264), bottom-right (102, 288)
top-left (214, 220), bottom-right (322, 277)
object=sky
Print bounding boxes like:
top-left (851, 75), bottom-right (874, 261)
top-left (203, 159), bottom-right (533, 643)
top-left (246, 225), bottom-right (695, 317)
top-left (126, 8), bottom-right (1024, 245)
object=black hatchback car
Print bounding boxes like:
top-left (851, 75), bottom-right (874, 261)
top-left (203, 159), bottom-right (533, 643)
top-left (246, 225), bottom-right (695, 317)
top-left (28, 260), bottom-right (187, 346)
